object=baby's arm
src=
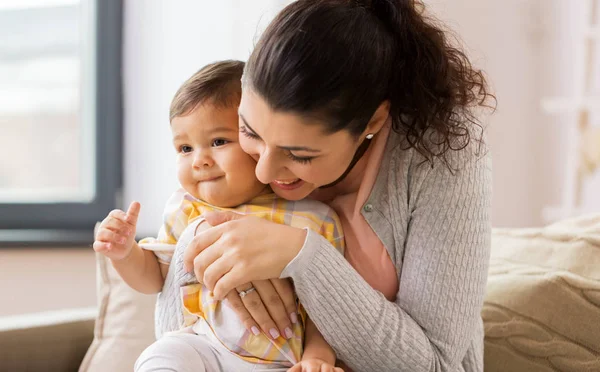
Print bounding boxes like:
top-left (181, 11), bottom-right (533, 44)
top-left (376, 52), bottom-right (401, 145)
top-left (290, 317), bottom-right (339, 371)
top-left (93, 202), bottom-right (165, 294)
top-left (111, 241), bottom-right (165, 294)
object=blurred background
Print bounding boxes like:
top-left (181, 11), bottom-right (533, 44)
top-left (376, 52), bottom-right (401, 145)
top-left (1, 0), bottom-right (599, 315)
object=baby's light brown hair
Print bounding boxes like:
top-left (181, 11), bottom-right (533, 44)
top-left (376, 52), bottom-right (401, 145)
top-left (170, 60), bottom-right (244, 122)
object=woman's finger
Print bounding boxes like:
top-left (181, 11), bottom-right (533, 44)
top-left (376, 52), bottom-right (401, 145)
top-left (183, 226), bottom-right (224, 273)
top-left (271, 279), bottom-right (298, 324)
top-left (254, 280), bottom-right (293, 339)
top-left (322, 365), bottom-right (335, 372)
top-left (235, 283), bottom-right (280, 339)
top-left (191, 240), bottom-right (227, 285)
top-left (203, 211), bottom-right (244, 227)
top-left (212, 268), bottom-right (246, 300)
top-left (224, 290), bottom-right (261, 336)
top-left (287, 364), bottom-right (302, 372)
top-left (202, 255), bottom-right (233, 290)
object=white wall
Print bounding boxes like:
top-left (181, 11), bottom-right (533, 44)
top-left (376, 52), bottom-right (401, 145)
top-left (426, 0), bottom-right (597, 227)
top-left (124, 0), bottom-right (597, 231)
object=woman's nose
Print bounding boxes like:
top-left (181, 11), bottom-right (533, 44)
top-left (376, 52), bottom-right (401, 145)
top-left (254, 149), bottom-right (280, 184)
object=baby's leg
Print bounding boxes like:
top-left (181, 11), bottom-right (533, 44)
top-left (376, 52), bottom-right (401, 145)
top-left (134, 333), bottom-right (224, 372)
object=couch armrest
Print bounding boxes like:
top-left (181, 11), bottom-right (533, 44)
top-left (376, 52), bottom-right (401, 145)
top-left (0, 307), bottom-right (96, 371)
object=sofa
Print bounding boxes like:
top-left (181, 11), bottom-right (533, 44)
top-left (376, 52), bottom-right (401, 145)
top-left (1, 214), bottom-right (599, 372)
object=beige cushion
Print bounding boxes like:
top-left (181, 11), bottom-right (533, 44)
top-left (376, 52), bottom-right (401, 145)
top-left (483, 214), bottom-right (600, 372)
top-left (0, 309), bottom-right (94, 371)
top-left (79, 253), bottom-right (156, 372)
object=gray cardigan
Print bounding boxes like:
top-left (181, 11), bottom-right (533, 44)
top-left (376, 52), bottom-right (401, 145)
top-left (281, 128), bottom-right (492, 372)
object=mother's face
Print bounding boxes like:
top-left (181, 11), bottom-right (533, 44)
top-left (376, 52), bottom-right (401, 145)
top-left (238, 89), bottom-right (362, 200)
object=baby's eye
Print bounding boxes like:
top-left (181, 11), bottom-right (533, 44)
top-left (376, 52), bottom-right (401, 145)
top-left (212, 139), bottom-right (229, 147)
top-left (179, 145), bottom-right (193, 153)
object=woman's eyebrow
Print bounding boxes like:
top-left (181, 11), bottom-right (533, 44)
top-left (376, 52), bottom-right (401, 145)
top-left (239, 113), bottom-right (321, 153)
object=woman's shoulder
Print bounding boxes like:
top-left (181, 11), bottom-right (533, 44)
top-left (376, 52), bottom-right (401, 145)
top-left (384, 127), bottom-right (490, 179)
top-left (372, 128), bottom-right (491, 210)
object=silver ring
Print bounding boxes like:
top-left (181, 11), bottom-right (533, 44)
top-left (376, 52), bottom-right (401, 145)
top-left (238, 287), bottom-right (256, 298)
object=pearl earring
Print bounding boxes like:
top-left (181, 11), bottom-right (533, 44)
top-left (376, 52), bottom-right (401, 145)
top-left (366, 133), bottom-right (374, 140)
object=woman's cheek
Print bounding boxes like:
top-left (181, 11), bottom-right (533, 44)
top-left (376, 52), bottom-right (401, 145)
top-left (238, 137), bottom-right (257, 157)
top-left (289, 164), bottom-right (312, 183)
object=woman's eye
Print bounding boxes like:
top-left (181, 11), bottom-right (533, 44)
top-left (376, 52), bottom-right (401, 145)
top-left (212, 139), bottom-right (229, 147)
top-left (239, 126), bottom-right (260, 140)
top-left (180, 145), bottom-right (193, 153)
top-left (286, 152), bottom-right (314, 164)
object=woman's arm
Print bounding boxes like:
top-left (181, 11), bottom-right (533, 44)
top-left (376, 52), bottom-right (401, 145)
top-left (281, 153), bottom-right (492, 372)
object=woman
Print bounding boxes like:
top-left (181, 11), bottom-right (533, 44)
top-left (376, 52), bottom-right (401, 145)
top-left (184, 0), bottom-right (494, 371)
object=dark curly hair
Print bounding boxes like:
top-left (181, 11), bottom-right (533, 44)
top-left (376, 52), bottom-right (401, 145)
top-left (244, 0), bottom-right (495, 165)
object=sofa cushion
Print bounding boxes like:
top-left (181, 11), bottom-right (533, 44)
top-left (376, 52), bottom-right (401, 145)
top-left (0, 308), bottom-right (95, 372)
top-left (483, 214), bottom-right (600, 372)
top-left (79, 253), bottom-right (156, 372)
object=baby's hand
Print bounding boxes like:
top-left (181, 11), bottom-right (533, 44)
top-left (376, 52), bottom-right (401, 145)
top-left (288, 358), bottom-right (344, 372)
top-left (93, 202), bottom-right (140, 261)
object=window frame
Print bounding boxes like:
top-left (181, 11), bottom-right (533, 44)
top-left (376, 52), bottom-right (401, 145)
top-left (0, 0), bottom-right (123, 246)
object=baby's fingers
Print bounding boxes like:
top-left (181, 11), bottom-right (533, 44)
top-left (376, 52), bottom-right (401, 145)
top-left (125, 201), bottom-right (141, 225)
top-left (102, 216), bottom-right (134, 236)
top-left (108, 209), bottom-right (128, 223)
top-left (92, 240), bottom-right (111, 253)
top-left (95, 228), bottom-right (127, 245)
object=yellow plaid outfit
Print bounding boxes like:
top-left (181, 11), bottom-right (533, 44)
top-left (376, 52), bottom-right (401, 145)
top-left (140, 188), bottom-right (344, 366)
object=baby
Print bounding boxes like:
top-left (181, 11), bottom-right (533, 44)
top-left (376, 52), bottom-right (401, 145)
top-left (93, 60), bottom-right (345, 372)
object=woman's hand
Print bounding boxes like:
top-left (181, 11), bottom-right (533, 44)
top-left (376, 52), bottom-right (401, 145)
top-left (225, 279), bottom-right (298, 340)
top-left (183, 211), bottom-right (306, 299)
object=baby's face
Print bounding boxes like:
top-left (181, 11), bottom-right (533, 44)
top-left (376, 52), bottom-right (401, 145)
top-left (171, 103), bottom-right (268, 207)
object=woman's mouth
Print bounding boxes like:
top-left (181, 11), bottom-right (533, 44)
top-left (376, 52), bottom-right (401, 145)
top-left (271, 178), bottom-right (305, 191)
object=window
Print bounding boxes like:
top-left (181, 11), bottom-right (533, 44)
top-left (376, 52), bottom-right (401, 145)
top-left (0, 0), bottom-right (122, 245)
